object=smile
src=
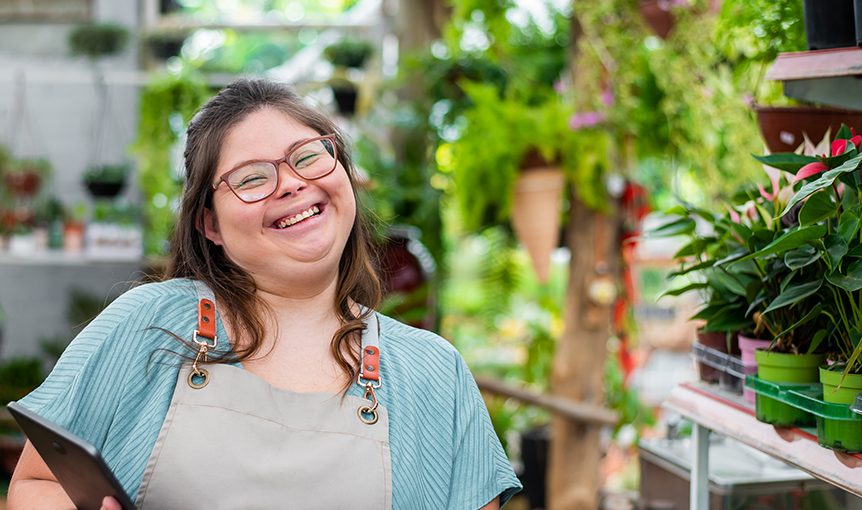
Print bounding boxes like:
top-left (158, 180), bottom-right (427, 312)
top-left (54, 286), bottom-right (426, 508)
top-left (275, 205), bottom-right (321, 229)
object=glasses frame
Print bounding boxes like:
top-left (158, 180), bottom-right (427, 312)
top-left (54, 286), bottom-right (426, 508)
top-left (212, 133), bottom-right (339, 204)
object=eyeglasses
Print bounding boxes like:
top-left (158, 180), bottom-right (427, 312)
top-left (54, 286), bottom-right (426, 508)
top-left (212, 134), bottom-right (338, 203)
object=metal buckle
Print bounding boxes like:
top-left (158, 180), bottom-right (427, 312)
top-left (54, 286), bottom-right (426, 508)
top-left (356, 374), bottom-right (381, 389)
top-left (357, 382), bottom-right (380, 425)
top-left (193, 330), bottom-right (218, 349)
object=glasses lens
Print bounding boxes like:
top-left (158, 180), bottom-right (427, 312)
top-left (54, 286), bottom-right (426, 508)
top-left (288, 138), bottom-right (337, 179)
top-left (227, 162), bottom-right (277, 202)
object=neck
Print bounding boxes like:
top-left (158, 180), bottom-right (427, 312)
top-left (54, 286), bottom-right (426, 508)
top-left (255, 273), bottom-right (341, 327)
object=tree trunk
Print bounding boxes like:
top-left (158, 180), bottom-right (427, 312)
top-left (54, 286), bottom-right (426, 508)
top-left (547, 187), bottom-right (615, 509)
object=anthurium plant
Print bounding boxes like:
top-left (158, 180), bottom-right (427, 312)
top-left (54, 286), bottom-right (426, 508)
top-left (750, 124), bottom-right (862, 375)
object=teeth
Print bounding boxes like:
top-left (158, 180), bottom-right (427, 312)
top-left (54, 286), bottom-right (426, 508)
top-left (276, 205), bottom-right (320, 229)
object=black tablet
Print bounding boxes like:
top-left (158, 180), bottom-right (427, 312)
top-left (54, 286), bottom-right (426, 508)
top-left (7, 402), bottom-right (136, 510)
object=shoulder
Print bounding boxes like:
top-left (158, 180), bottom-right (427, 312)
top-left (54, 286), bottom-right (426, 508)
top-left (375, 312), bottom-right (468, 387)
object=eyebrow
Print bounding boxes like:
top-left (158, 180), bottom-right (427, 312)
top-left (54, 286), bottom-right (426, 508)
top-left (223, 135), bottom-right (322, 174)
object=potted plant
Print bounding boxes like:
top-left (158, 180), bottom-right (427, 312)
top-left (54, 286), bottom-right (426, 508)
top-left (763, 124), bottom-right (862, 447)
top-left (3, 158), bottom-right (50, 198)
top-left (68, 22), bottom-right (129, 60)
top-left (83, 163), bottom-right (131, 199)
top-left (445, 81), bottom-right (583, 282)
top-left (323, 39), bottom-right (374, 69)
top-left (143, 28), bottom-right (189, 61)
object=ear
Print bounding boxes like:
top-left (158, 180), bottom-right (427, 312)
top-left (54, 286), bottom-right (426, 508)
top-left (202, 208), bottom-right (224, 246)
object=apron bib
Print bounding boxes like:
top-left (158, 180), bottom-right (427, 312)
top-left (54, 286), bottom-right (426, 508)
top-left (135, 283), bottom-right (392, 509)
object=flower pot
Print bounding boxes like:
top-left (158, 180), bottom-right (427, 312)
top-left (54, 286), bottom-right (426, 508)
top-left (510, 166), bottom-right (564, 283)
top-left (694, 329), bottom-right (738, 384)
top-left (739, 335), bottom-right (772, 403)
top-left (3, 172), bottom-right (41, 197)
top-left (86, 181), bottom-right (125, 199)
top-left (520, 425), bottom-right (549, 510)
top-left (754, 105), bottom-right (862, 153)
top-left (817, 366), bottom-right (862, 452)
top-left (754, 349), bottom-right (825, 426)
top-left (856, 0), bottom-right (862, 45)
top-left (330, 85), bottom-right (358, 116)
top-left (802, 0), bottom-right (856, 50)
top-left (639, 0), bottom-right (675, 39)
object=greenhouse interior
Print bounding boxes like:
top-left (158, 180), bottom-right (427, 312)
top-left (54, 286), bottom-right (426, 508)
top-left (1, 0), bottom-right (862, 509)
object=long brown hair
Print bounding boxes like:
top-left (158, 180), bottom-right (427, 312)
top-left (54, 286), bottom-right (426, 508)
top-left (165, 78), bottom-right (381, 386)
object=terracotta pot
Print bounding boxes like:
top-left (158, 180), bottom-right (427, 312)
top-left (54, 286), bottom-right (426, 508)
top-left (695, 329), bottom-right (738, 384)
top-left (3, 172), bottom-right (41, 197)
top-left (510, 165), bottom-right (565, 283)
top-left (639, 0), bottom-right (675, 39)
top-left (754, 105), bottom-right (862, 153)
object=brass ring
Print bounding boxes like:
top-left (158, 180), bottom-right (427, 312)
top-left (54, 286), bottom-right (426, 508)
top-left (188, 368), bottom-right (209, 389)
top-left (357, 406), bottom-right (379, 425)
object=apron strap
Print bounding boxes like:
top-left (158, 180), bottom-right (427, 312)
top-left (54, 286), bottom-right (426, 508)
top-left (358, 313), bottom-right (381, 388)
top-left (193, 280), bottom-right (218, 347)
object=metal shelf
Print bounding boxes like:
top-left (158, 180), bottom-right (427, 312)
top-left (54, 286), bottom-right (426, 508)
top-left (664, 382), bottom-right (862, 507)
top-left (766, 47), bottom-right (862, 110)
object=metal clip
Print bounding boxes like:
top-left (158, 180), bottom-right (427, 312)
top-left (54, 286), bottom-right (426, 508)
top-left (357, 381), bottom-right (379, 425)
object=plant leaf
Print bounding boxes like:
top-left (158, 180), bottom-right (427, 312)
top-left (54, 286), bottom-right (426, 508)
top-left (752, 153), bottom-right (817, 172)
top-left (784, 245), bottom-right (820, 270)
top-left (763, 280), bottom-right (823, 314)
top-left (838, 209), bottom-right (861, 242)
top-left (825, 235), bottom-right (849, 270)
top-left (806, 329), bottom-right (828, 355)
top-left (782, 153), bottom-right (862, 215)
top-left (734, 225), bottom-right (827, 263)
top-left (775, 303), bottom-right (822, 340)
top-left (798, 190), bottom-right (835, 225)
top-left (826, 259), bottom-right (862, 291)
top-left (660, 282), bottom-right (708, 297)
top-left (650, 217), bottom-right (696, 237)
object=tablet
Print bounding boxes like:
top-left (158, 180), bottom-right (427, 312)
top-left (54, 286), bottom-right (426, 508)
top-left (7, 402), bottom-right (136, 510)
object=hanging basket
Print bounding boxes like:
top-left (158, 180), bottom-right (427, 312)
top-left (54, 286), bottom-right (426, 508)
top-left (510, 165), bottom-right (565, 283)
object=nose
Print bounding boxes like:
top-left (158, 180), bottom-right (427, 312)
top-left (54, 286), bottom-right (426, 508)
top-left (274, 160), bottom-right (306, 197)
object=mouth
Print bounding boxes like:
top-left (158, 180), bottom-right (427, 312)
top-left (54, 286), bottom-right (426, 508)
top-left (272, 204), bottom-right (322, 229)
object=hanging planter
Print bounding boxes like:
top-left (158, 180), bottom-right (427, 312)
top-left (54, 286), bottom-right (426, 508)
top-left (754, 349), bottom-right (825, 426)
top-left (510, 151), bottom-right (565, 283)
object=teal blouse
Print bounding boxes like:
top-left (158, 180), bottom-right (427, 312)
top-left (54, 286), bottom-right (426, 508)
top-left (19, 278), bottom-right (521, 509)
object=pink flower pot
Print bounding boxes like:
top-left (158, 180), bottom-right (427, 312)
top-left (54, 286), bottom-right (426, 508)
top-left (739, 334), bottom-right (772, 403)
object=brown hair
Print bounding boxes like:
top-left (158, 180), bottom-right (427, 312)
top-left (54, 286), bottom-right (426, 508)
top-left (165, 78), bottom-right (381, 387)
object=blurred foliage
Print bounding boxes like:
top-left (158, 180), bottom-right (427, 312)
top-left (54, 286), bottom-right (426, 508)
top-left (132, 71), bottom-right (212, 255)
top-left (68, 23), bottom-right (129, 59)
top-left (175, 0), bottom-right (362, 22)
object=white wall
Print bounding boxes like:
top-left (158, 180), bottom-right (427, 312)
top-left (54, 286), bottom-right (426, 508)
top-left (0, 0), bottom-right (145, 360)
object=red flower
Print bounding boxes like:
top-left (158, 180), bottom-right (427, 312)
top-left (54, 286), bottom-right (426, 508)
top-left (832, 138), bottom-right (849, 156)
top-left (851, 128), bottom-right (862, 149)
top-left (793, 161), bottom-right (829, 182)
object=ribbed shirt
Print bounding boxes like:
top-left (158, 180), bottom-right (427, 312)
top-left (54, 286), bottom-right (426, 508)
top-left (19, 278), bottom-right (521, 509)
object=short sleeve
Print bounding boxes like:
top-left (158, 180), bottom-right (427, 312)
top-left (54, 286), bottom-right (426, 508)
top-left (16, 287), bottom-right (157, 450)
top-left (447, 354), bottom-right (522, 509)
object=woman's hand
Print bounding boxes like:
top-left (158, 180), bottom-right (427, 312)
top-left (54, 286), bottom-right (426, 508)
top-left (101, 496), bottom-right (122, 510)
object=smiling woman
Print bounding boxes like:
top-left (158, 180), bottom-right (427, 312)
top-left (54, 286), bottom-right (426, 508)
top-left (7, 79), bottom-right (521, 510)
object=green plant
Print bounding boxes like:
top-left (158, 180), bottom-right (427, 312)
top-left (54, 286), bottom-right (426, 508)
top-left (323, 39), bottom-right (373, 68)
top-left (0, 357), bottom-right (45, 405)
top-left (68, 23), bottom-right (129, 59)
top-left (442, 81), bottom-right (581, 232)
top-left (132, 71), bottom-right (211, 255)
top-left (758, 125), bottom-right (862, 374)
top-left (83, 163), bottom-right (131, 185)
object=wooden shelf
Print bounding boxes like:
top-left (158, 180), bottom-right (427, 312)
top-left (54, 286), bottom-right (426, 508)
top-left (664, 382), bottom-right (862, 498)
top-left (766, 47), bottom-right (862, 110)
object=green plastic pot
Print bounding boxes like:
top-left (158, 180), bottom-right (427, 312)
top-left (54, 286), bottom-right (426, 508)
top-left (754, 349), bottom-right (825, 426)
top-left (817, 367), bottom-right (862, 452)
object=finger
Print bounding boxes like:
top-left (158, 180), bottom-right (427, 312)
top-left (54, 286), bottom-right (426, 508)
top-left (101, 496), bottom-right (122, 510)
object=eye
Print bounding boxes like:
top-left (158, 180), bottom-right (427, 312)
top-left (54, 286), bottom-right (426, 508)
top-left (292, 150), bottom-right (322, 169)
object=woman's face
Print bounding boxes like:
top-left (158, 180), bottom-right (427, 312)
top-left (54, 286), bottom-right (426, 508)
top-left (203, 107), bottom-right (356, 293)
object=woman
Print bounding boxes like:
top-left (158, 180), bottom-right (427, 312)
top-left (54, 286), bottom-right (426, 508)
top-left (8, 79), bottom-right (521, 509)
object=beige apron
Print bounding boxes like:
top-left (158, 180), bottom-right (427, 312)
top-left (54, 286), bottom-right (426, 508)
top-left (135, 283), bottom-right (392, 509)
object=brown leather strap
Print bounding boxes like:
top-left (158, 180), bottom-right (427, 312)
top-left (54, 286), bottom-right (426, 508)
top-left (361, 345), bottom-right (380, 382)
top-left (197, 298), bottom-right (216, 340)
